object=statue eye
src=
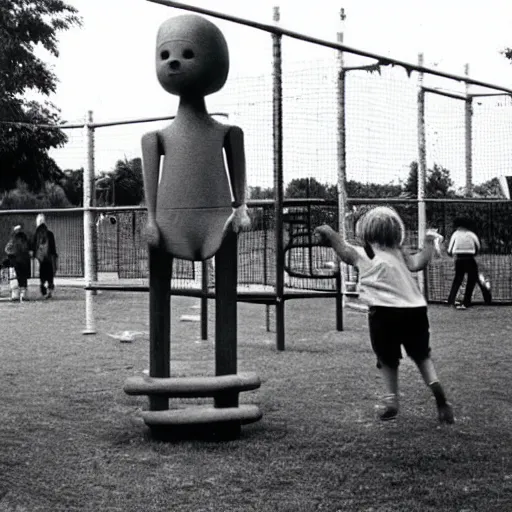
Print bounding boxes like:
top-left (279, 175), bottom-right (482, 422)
top-left (182, 49), bottom-right (194, 59)
top-left (160, 50), bottom-right (170, 60)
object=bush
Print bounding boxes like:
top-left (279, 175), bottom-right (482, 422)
top-left (0, 180), bottom-right (71, 210)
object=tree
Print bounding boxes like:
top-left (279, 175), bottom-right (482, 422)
top-left (111, 157), bottom-right (144, 206)
top-left (60, 168), bottom-right (84, 206)
top-left (0, 0), bottom-right (81, 192)
top-left (473, 177), bottom-right (506, 198)
top-left (402, 161), bottom-right (457, 198)
top-left (346, 180), bottom-right (402, 198)
top-left (0, 179), bottom-right (70, 209)
top-left (248, 185), bottom-right (274, 200)
top-left (285, 177), bottom-right (328, 198)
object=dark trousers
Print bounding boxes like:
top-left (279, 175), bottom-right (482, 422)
top-left (39, 259), bottom-right (55, 292)
top-left (447, 255), bottom-right (478, 307)
top-left (13, 261), bottom-right (30, 288)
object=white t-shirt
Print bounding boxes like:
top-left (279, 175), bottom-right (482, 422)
top-left (447, 229), bottom-right (480, 255)
top-left (354, 245), bottom-right (427, 308)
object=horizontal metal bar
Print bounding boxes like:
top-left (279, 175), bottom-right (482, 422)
top-left (2, 197), bottom-right (510, 216)
top-left (0, 113), bottom-right (229, 131)
top-left (84, 284), bottom-right (341, 301)
top-left (422, 86), bottom-right (466, 101)
top-left (90, 112), bottom-right (228, 129)
top-left (0, 207), bottom-right (87, 215)
top-left (147, 0), bottom-right (512, 94)
top-left (469, 92), bottom-right (512, 98)
top-left (0, 121), bottom-right (85, 129)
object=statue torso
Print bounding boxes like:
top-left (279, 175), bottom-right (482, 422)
top-left (155, 118), bottom-right (233, 260)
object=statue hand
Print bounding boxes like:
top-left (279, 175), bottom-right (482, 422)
top-left (227, 204), bottom-right (251, 233)
top-left (145, 220), bottom-right (160, 247)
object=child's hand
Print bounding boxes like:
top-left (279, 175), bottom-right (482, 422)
top-left (425, 229), bottom-right (443, 256)
top-left (314, 225), bottom-right (336, 245)
top-left (425, 228), bottom-right (443, 243)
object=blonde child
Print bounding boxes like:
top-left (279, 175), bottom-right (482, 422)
top-left (315, 206), bottom-right (454, 423)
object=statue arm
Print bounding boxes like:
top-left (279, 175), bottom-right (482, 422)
top-left (224, 126), bottom-right (250, 232)
top-left (141, 130), bottom-right (162, 245)
top-left (141, 130), bottom-right (161, 223)
top-left (224, 126), bottom-right (247, 207)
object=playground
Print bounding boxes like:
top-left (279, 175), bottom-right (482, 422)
top-left (3, 1), bottom-right (512, 510)
top-left (1, 287), bottom-right (511, 511)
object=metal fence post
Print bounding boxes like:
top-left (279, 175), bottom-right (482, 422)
top-left (417, 54), bottom-right (427, 296)
top-left (272, 5), bottom-right (285, 351)
top-left (83, 110), bottom-right (96, 334)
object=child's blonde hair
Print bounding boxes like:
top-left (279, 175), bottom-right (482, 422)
top-left (356, 206), bottom-right (405, 248)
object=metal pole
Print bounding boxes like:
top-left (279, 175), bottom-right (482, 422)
top-left (272, 6), bottom-right (285, 351)
top-left (83, 110), bottom-right (96, 334)
top-left (335, 8), bottom-right (347, 332)
top-left (89, 112), bottom-right (99, 289)
top-left (201, 260), bottom-right (208, 340)
top-left (417, 54), bottom-right (427, 295)
top-left (465, 63), bottom-right (473, 198)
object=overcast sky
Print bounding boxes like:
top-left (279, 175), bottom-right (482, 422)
top-left (50, 0), bottom-right (512, 121)
top-left (45, 0), bottom-right (512, 186)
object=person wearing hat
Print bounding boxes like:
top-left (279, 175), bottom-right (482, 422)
top-left (4, 224), bottom-right (31, 301)
top-left (33, 213), bottom-right (58, 299)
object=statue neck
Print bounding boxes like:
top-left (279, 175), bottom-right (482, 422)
top-left (176, 96), bottom-right (209, 120)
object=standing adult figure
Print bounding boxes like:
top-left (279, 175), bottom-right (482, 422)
top-left (446, 218), bottom-right (481, 309)
top-left (4, 224), bottom-right (31, 301)
top-left (33, 213), bottom-right (58, 299)
top-left (141, 14), bottom-right (250, 416)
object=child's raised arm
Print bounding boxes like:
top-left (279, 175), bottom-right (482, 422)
top-left (401, 231), bottom-right (440, 271)
top-left (314, 225), bottom-right (360, 267)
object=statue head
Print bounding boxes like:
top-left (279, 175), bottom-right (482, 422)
top-left (155, 14), bottom-right (229, 97)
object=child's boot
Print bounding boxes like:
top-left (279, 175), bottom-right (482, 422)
top-left (377, 394), bottom-right (398, 421)
top-left (429, 382), bottom-right (454, 424)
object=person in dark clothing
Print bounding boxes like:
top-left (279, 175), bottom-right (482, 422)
top-left (446, 218), bottom-right (489, 309)
top-left (4, 224), bottom-right (31, 301)
top-left (33, 213), bottom-right (58, 299)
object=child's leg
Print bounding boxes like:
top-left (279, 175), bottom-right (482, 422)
top-left (378, 363), bottom-right (399, 420)
top-left (380, 363), bottom-right (399, 396)
top-left (368, 307), bottom-right (401, 420)
top-left (416, 358), bottom-right (454, 424)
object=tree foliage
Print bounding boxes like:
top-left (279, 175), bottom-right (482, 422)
top-left (402, 161), bottom-right (456, 198)
top-left (59, 168), bottom-right (83, 206)
top-left (0, 0), bottom-right (81, 192)
top-left (111, 157), bottom-right (144, 206)
top-left (473, 177), bottom-right (506, 198)
top-left (248, 185), bottom-right (274, 200)
top-left (0, 179), bottom-right (70, 209)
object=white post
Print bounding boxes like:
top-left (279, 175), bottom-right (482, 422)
top-left (83, 110), bottom-right (96, 334)
top-left (417, 53), bottom-right (427, 294)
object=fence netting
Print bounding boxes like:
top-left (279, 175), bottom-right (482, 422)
top-left (2, 200), bottom-right (512, 302)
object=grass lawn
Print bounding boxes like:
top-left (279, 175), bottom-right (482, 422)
top-left (1, 287), bottom-right (512, 511)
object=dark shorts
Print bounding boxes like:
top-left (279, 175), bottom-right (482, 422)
top-left (368, 306), bottom-right (431, 369)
